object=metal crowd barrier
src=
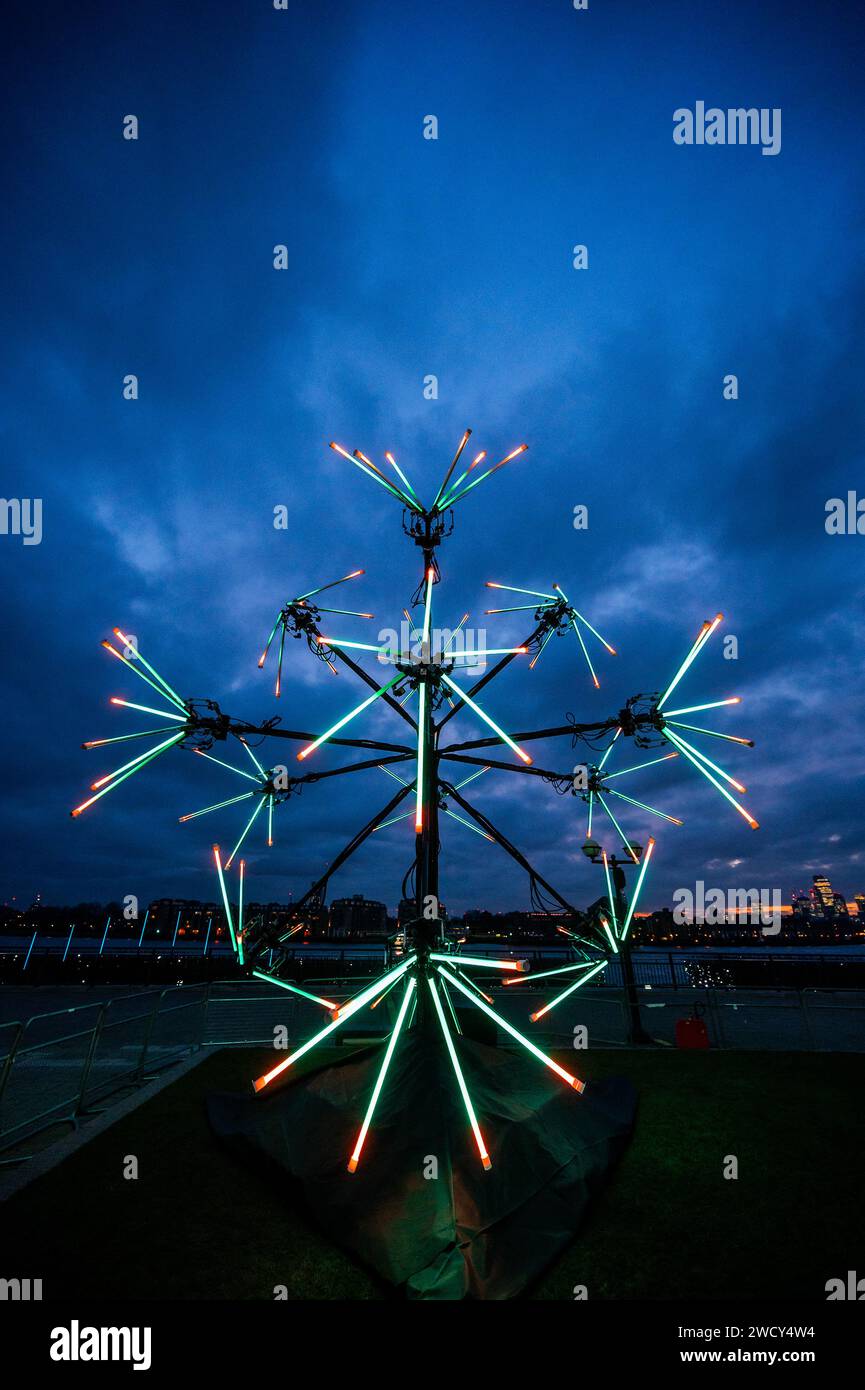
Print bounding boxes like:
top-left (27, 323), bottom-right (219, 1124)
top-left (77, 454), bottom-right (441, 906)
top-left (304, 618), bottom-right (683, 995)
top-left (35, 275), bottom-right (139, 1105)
top-left (2, 982), bottom-right (862, 1156)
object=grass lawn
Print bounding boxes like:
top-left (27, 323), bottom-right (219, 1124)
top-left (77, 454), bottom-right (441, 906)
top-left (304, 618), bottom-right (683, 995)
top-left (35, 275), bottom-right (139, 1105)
top-left (3, 1046), bottom-right (862, 1300)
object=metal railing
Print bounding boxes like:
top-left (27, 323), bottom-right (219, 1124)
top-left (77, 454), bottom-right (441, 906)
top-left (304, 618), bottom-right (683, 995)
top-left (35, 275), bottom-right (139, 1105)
top-left (2, 981), bottom-right (862, 1156)
top-left (0, 986), bottom-right (208, 1155)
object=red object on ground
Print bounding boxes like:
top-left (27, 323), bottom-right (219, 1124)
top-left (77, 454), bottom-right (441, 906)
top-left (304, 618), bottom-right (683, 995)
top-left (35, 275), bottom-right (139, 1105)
top-left (675, 1015), bottom-right (710, 1049)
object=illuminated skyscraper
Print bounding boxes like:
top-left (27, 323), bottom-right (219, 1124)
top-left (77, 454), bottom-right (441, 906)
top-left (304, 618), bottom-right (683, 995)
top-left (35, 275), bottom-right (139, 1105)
top-left (813, 874), bottom-right (835, 917)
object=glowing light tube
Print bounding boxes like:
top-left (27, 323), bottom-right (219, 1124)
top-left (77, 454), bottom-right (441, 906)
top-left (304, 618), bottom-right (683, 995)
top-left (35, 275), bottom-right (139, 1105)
top-left (225, 795), bottom-right (267, 867)
top-left (297, 674), bottom-right (403, 760)
top-left (71, 732), bottom-right (185, 816)
top-left (438, 966), bottom-right (585, 1092)
top-left (348, 978), bottom-right (417, 1173)
top-left (657, 613), bottom-right (723, 710)
top-left (430, 952), bottom-right (528, 972)
top-left (608, 787), bottom-right (683, 826)
top-left (439, 673), bottom-right (531, 763)
top-left (384, 450), bottom-right (419, 502)
top-left (329, 442), bottom-right (411, 507)
top-left (601, 916), bottom-right (619, 955)
top-left (662, 728), bottom-right (746, 792)
top-left (664, 729), bottom-right (758, 829)
top-left (666, 719), bottom-right (753, 747)
top-left (552, 586), bottom-right (616, 654)
top-left (258, 613), bottom-right (282, 667)
top-left (251, 970), bottom-right (336, 1009)
top-left (485, 581), bottom-right (556, 600)
top-left (415, 682), bottom-right (427, 832)
top-left (91, 734), bottom-right (186, 790)
top-left (237, 859), bottom-right (245, 966)
top-left (597, 726), bottom-right (622, 770)
top-left (297, 569), bottom-right (365, 602)
top-left (109, 697), bottom-right (186, 722)
top-left (444, 444), bottom-right (528, 507)
top-left (442, 808), bottom-right (494, 842)
top-left (504, 958), bottom-right (602, 985)
top-left (432, 428), bottom-right (472, 509)
top-left (428, 977), bottom-right (491, 1170)
top-left (83, 726), bottom-right (178, 749)
top-left (604, 751), bottom-right (678, 779)
top-left (213, 845), bottom-right (238, 956)
top-left (101, 641), bottom-right (186, 712)
top-left (619, 836), bottom-right (655, 943)
top-left (253, 956), bottom-right (416, 1092)
top-left (570, 618), bottom-right (600, 689)
top-left (112, 629), bottom-right (187, 711)
top-left (530, 960), bottom-right (607, 1020)
top-left (663, 697), bottom-right (741, 717)
top-left (179, 791), bottom-right (255, 823)
top-left (602, 850), bottom-right (619, 936)
top-left (192, 748), bottom-right (258, 781)
top-left (595, 793), bottom-right (640, 863)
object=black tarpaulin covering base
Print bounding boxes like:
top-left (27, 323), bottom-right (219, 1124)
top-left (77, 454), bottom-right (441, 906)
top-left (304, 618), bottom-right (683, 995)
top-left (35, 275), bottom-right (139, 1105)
top-left (208, 1032), bottom-right (636, 1299)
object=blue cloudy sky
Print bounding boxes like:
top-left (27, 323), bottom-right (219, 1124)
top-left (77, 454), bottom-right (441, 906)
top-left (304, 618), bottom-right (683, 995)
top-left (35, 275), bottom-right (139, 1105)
top-left (2, 0), bottom-right (864, 913)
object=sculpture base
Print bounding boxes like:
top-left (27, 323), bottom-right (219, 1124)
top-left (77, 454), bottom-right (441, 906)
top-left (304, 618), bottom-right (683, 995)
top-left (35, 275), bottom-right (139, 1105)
top-left (208, 1032), bottom-right (636, 1299)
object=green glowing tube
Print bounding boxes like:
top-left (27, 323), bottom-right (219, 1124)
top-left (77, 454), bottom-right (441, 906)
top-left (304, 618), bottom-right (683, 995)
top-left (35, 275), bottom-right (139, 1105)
top-left (664, 730), bottom-right (758, 829)
top-left (602, 850), bottom-right (619, 935)
top-left (505, 958), bottom-right (602, 984)
top-left (102, 640), bottom-right (186, 712)
top-left (415, 682), bottom-right (427, 832)
top-left (297, 673), bottom-right (403, 760)
top-left (253, 956), bottom-right (417, 1091)
top-left (601, 916), bottom-right (619, 955)
top-left (663, 697), bottom-right (741, 717)
top-left (432, 429), bottom-right (472, 510)
top-left (595, 793), bottom-right (639, 862)
top-left (529, 623), bottom-right (557, 671)
top-left (179, 791), bottom-right (255, 822)
top-left (666, 719), bottom-right (753, 747)
top-left (428, 977), bottom-right (491, 1168)
top-left (484, 581), bottom-right (556, 600)
top-left (662, 728), bottom-right (747, 792)
top-left (296, 568), bottom-right (366, 603)
top-left (237, 859), bottom-right (245, 965)
top-left (251, 969), bottom-right (336, 1009)
top-left (213, 845), bottom-right (238, 956)
top-left (454, 765), bottom-right (489, 789)
top-left (438, 967), bottom-right (585, 1091)
top-left (111, 629), bottom-right (187, 711)
top-left (442, 807), bottom-right (494, 841)
top-left (440, 978), bottom-right (462, 1034)
top-left (587, 789), bottom-right (594, 837)
top-left (570, 618), bottom-right (600, 689)
top-left (193, 748), bottom-right (259, 781)
top-left (109, 698), bottom-right (187, 722)
top-left (657, 614), bottom-right (722, 710)
top-left (276, 621), bottom-right (287, 697)
top-left (383, 450), bottom-right (419, 502)
top-left (597, 727), bottom-right (622, 770)
top-left (443, 444), bottom-right (528, 507)
top-left (377, 763), bottom-right (410, 786)
top-left (267, 792), bottom-right (274, 847)
top-left (530, 960), bottom-right (607, 1020)
top-left (430, 952), bottom-right (528, 971)
top-left (71, 732), bottom-right (185, 816)
top-left (439, 673), bottom-right (531, 764)
top-left (608, 787), bottom-right (683, 825)
top-left (258, 612), bottom-right (282, 667)
top-left (605, 751), bottom-right (678, 779)
top-left (83, 726), bottom-right (179, 749)
top-left (347, 978), bottom-right (417, 1172)
top-left (619, 837), bottom-right (655, 943)
top-left (372, 809), bottom-right (414, 831)
top-left (90, 735), bottom-right (184, 789)
top-left (225, 795), bottom-right (267, 867)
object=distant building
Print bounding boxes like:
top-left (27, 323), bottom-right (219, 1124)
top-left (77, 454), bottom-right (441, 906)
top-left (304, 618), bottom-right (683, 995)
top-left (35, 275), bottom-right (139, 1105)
top-left (813, 875), bottom-right (835, 917)
top-left (329, 895), bottom-right (387, 936)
